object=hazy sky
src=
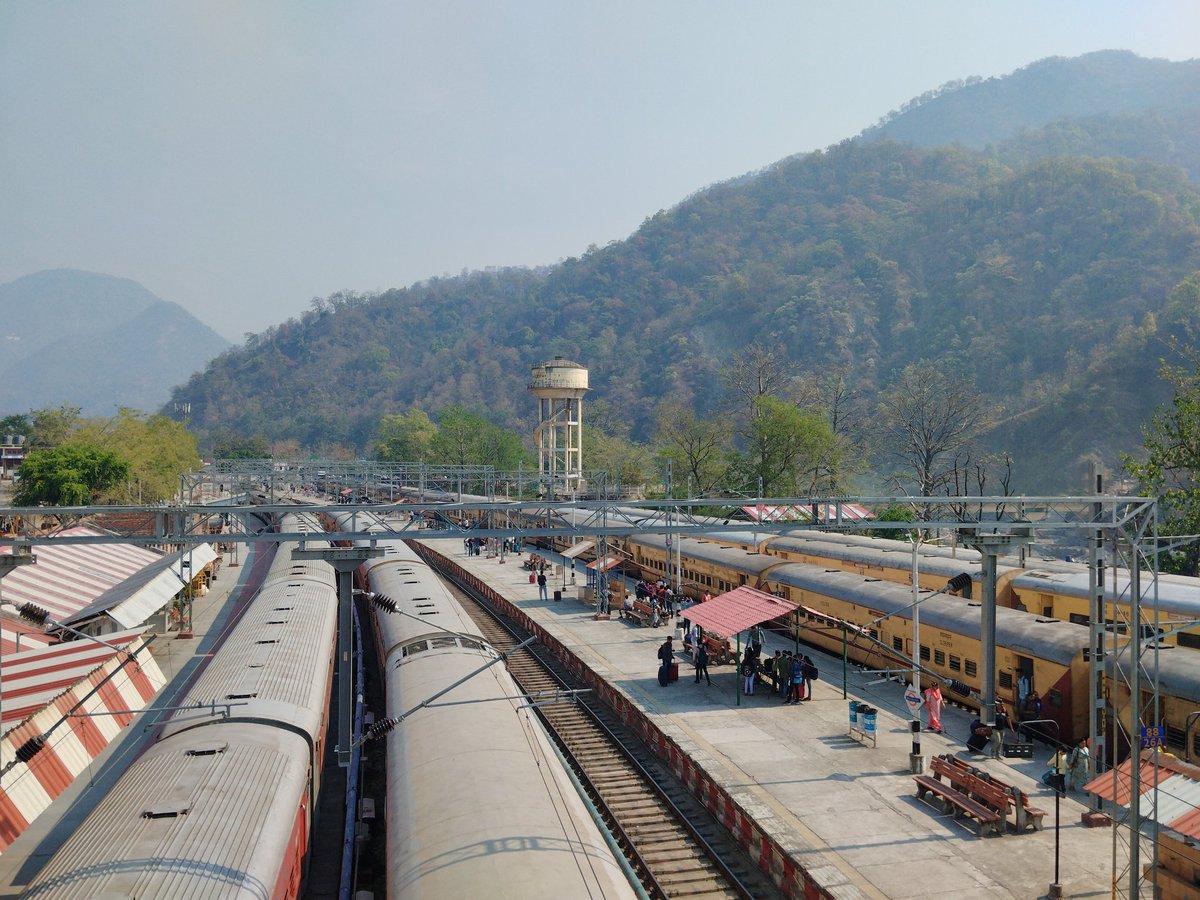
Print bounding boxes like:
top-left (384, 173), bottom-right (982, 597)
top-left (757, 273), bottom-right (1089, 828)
top-left (2, 3), bottom-right (1197, 341)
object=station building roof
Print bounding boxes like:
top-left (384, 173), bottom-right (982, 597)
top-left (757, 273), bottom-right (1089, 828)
top-left (0, 631), bottom-right (165, 852)
top-left (0, 527), bottom-right (162, 622)
top-left (63, 543), bottom-right (217, 630)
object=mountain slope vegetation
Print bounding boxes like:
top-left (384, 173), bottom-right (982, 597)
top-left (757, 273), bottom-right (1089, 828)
top-left (167, 53), bottom-right (1200, 494)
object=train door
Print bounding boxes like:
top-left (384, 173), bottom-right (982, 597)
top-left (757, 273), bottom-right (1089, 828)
top-left (1015, 656), bottom-right (1034, 711)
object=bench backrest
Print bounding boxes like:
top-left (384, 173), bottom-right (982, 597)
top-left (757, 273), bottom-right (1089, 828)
top-left (939, 754), bottom-right (1016, 795)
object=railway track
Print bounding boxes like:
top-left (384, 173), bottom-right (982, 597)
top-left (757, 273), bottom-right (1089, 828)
top-left (442, 576), bottom-right (783, 900)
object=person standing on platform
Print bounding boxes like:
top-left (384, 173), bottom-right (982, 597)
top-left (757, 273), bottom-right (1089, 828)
top-left (923, 683), bottom-right (944, 733)
top-left (991, 701), bottom-right (1015, 759)
top-left (658, 636), bottom-right (674, 686)
top-left (694, 642), bottom-right (711, 684)
top-left (1068, 739), bottom-right (1091, 791)
top-left (800, 656), bottom-right (817, 700)
top-left (537, 570), bottom-right (548, 601)
top-left (749, 623), bottom-right (766, 656)
top-left (787, 653), bottom-right (804, 704)
top-left (741, 655), bottom-right (757, 696)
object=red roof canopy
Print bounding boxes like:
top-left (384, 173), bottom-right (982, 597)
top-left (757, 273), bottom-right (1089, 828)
top-left (683, 586), bottom-right (797, 640)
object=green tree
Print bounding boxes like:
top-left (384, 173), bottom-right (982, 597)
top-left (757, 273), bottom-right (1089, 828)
top-left (212, 434), bottom-right (272, 459)
top-left (75, 409), bottom-right (201, 502)
top-left (740, 396), bottom-right (838, 496)
top-left (585, 429), bottom-right (655, 491)
top-left (376, 409), bottom-right (438, 462)
top-left (27, 405), bottom-right (81, 448)
top-left (653, 399), bottom-right (732, 496)
top-left (1125, 360), bottom-right (1200, 575)
top-left (431, 405), bottom-right (482, 466)
top-left (14, 443), bottom-right (130, 505)
top-left (0, 413), bottom-right (30, 435)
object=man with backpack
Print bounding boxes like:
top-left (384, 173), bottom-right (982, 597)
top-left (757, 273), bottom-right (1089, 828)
top-left (801, 655), bottom-right (818, 701)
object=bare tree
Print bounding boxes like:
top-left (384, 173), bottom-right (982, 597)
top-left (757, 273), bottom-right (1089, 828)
top-left (876, 364), bottom-right (990, 499)
top-left (720, 344), bottom-right (800, 419)
top-left (653, 399), bottom-right (731, 496)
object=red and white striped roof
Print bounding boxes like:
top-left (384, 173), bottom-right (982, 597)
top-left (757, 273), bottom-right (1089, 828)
top-left (0, 616), bottom-right (53, 658)
top-left (0, 633), bottom-right (165, 852)
top-left (741, 503), bottom-right (876, 524)
top-left (1, 630), bottom-right (154, 733)
top-left (0, 528), bottom-right (162, 622)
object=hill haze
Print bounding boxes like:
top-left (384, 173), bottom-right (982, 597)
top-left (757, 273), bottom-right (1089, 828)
top-left (0, 270), bottom-right (230, 417)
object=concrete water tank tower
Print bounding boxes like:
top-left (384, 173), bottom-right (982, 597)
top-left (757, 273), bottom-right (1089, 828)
top-left (529, 356), bottom-right (589, 496)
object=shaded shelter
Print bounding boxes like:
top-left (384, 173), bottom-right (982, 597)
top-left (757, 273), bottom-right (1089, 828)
top-left (681, 586), bottom-right (797, 705)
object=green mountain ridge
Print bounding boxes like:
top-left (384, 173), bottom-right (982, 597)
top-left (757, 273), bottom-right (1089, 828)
top-left (166, 53), bottom-right (1200, 494)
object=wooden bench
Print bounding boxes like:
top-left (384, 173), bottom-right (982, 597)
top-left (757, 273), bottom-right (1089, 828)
top-left (939, 755), bottom-right (1047, 832)
top-left (620, 599), bottom-right (659, 626)
top-left (914, 774), bottom-right (1004, 836)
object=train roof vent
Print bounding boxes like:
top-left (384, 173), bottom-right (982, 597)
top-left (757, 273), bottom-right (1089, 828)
top-left (864, 578), bottom-right (882, 582)
top-left (287, 583), bottom-right (303, 588)
top-left (266, 620), bottom-right (287, 625)
top-left (255, 639), bottom-right (279, 645)
top-left (1035, 617), bottom-right (1057, 623)
top-left (143, 802), bottom-right (191, 819)
top-left (273, 606), bottom-right (294, 611)
top-left (226, 692), bottom-right (258, 700)
top-left (186, 743), bottom-right (228, 757)
top-left (825, 568), bottom-right (840, 572)
top-left (968, 602), bottom-right (982, 607)
top-left (405, 580), bottom-right (420, 584)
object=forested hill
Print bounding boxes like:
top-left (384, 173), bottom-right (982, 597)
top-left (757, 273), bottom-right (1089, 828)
top-left (168, 54), bottom-right (1200, 493)
top-left (862, 50), bottom-right (1200, 151)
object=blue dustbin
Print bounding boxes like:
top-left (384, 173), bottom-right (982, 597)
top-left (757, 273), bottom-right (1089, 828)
top-left (861, 706), bottom-right (878, 736)
top-left (849, 700), bottom-right (859, 727)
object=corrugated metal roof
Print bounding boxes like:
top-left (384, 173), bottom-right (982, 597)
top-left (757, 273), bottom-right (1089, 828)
top-left (562, 540), bottom-right (595, 559)
top-left (0, 527), bottom-right (162, 621)
top-left (63, 543), bottom-right (217, 629)
top-left (681, 586), bottom-right (797, 639)
top-left (741, 503), bottom-right (875, 524)
top-left (587, 553), bottom-right (623, 572)
top-left (1084, 751), bottom-right (1200, 840)
top-left (1, 615), bottom-right (54, 656)
top-left (1, 629), bottom-right (149, 734)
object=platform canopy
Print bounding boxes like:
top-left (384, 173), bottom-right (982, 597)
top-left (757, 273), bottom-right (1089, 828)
top-left (561, 540), bottom-right (595, 559)
top-left (682, 585), bottom-right (797, 639)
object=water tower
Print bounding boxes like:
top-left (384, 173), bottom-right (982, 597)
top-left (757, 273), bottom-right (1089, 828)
top-left (529, 356), bottom-right (589, 496)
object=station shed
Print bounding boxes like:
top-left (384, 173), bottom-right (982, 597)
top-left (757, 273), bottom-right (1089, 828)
top-left (682, 585), bottom-right (797, 702)
top-left (0, 632), bottom-right (164, 852)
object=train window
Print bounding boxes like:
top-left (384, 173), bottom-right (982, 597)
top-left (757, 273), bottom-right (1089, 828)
top-left (401, 641), bottom-right (430, 657)
top-left (920, 645), bottom-right (930, 661)
top-left (965, 660), bottom-right (977, 677)
top-left (869, 628), bottom-right (878, 641)
top-left (999, 671), bottom-right (1013, 689)
top-left (949, 655), bottom-right (961, 672)
top-left (892, 636), bottom-right (903, 652)
top-left (1069, 613), bottom-right (1089, 626)
top-left (460, 639), bottom-right (483, 651)
top-left (430, 636), bottom-right (457, 649)
top-left (1042, 608), bottom-right (1053, 617)
top-left (1046, 689), bottom-right (1063, 708)
top-left (1179, 632), bottom-right (1200, 649)
top-left (934, 650), bottom-right (946, 666)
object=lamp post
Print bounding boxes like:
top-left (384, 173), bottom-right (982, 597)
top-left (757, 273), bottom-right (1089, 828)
top-left (1021, 717), bottom-right (1064, 899)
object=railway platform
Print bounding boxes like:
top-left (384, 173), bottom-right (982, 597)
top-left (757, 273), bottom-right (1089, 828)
top-left (419, 537), bottom-right (1118, 900)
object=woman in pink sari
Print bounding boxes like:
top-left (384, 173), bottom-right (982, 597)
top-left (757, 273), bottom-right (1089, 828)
top-left (923, 684), bottom-right (944, 733)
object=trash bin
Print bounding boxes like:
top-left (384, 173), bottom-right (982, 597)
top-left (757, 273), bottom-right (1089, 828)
top-left (861, 706), bottom-right (877, 736)
top-left (849, 700), bottom-right (859, 727)
top-left (553, 589), bottom-right (562, 602)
